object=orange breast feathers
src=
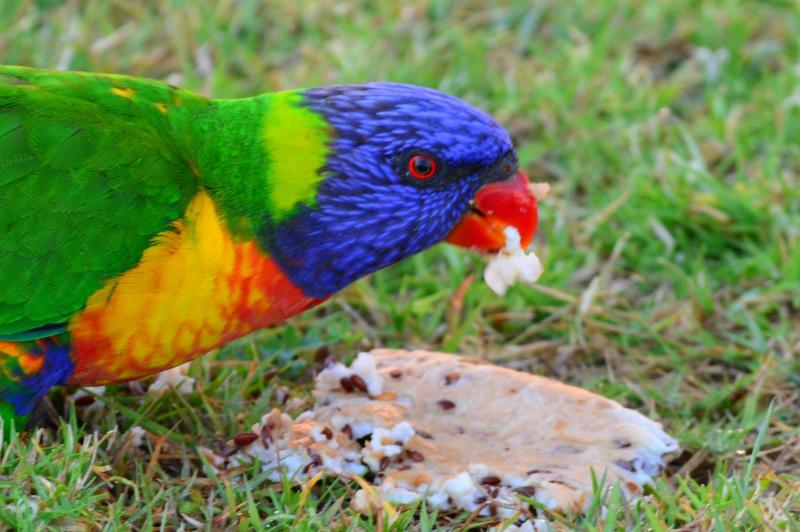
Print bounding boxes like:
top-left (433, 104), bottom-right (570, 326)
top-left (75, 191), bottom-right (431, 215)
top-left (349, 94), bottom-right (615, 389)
top-left (68, 191), bottom-right (320, 385)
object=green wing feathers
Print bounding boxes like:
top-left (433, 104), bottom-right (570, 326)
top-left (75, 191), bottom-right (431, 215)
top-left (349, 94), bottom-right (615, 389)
top-left (0, 66), bottom-right (205, 337)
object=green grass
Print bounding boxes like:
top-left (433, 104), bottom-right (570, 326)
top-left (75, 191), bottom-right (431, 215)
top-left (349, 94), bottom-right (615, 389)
top-left (1, 0), bottom-right (799, 529)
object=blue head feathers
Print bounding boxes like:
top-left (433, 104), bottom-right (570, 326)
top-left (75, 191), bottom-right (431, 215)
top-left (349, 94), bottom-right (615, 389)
top-left (263, 83), bottom-right (518, 298)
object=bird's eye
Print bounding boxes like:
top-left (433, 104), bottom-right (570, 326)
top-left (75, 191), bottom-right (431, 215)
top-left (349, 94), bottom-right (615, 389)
top-left (407, 154), bottom-right (437, 180)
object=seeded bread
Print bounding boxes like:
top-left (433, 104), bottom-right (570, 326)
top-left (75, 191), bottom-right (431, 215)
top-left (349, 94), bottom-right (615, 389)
top-left (230, 349), bottom-right (678, 519)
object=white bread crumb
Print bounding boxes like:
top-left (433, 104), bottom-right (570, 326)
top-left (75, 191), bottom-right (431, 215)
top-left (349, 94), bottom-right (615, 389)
top-left (484, 227), bottom-right (543, 296)
top-left (148, 363), bottom-right (195, 395)
top-left (528, 182), bottom-right (551, 201)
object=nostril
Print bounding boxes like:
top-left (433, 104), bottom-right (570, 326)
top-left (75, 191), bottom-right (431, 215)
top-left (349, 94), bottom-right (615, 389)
top-left (469, 205), bottom-right (486, 217)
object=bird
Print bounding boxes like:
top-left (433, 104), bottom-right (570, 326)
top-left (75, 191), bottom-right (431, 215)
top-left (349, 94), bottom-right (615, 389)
top-left (0, 65), bottom-right (539, 435)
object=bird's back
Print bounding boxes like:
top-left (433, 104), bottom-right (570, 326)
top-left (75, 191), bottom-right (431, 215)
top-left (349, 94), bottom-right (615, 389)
top-left (0, 66), bottom-right (207, 338)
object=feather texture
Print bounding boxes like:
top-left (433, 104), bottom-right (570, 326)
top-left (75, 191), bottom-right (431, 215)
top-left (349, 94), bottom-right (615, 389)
top-left (0, 66), bottom-right (204, 337)
top-left (68, 191), bottom-right (321, 385)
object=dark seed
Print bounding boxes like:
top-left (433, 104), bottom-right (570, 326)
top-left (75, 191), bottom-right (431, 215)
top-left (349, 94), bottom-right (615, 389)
top-left (379, 456), bottom-right (390, 471)
top-left (321, 426), bottom-right (333, 440)
top-left (444, 372), bottom-right (460, 385)
top-left (514, 486), bottom-right (537, 497)
top-left (74, 395), bottom-right (95, 407)
top-left (310, 453), bottom-right (323, 466)
top-left (615, 438), bottom-right (632, 448)
top-left (303, 461), bottom-right (319, 475)
top-left (234, 432), bottom-right (258, 447)
top-left (437, 399), bottom-right (456, 410)
top-left (350, 374), bottom-right (368, 393)
top-left (396, 464), bottom-right (411, 471)
top-left (407, 450), bottom-right (425, 462)
top-left (481, 475), bottom-right (501, 486)
top-left (489, 486), bottom-right (500, 498)
top-left (314, 346), bottom-right (331, 364)
top-left (262, 367), bottom-right (279, 382)
top-left (389, 369), bottom-right (402, 379)
top-left (340, 376), bottom-right (354, 393)
top-left (417, 430), bottom-right (434, 440)
top-left (526, 468), bottom-right (550, 475)
top-left (474, 496), bottom-right (487, 504)
top-left (260, 425), bottom-right (273, 445)
top-left (615, 459), bottom-right (636, 473)
top-left (342, 424), bottom-right (353, 440)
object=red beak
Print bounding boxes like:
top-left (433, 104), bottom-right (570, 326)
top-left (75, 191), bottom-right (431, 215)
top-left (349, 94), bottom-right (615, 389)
top-left (446, 171), bottom-right (538, 252)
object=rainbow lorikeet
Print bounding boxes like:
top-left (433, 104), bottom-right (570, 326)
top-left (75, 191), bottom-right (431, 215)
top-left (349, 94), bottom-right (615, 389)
top-left (0, 66), bottom-right (539, 434)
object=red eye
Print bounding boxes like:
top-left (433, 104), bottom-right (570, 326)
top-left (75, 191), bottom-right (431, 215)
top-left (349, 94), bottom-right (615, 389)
top-left (408, 154), bottom-right (437, 180)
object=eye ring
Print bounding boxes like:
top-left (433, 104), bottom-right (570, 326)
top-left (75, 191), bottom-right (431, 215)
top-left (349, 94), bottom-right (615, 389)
top-left (407, 154), bottom-right (437, 180)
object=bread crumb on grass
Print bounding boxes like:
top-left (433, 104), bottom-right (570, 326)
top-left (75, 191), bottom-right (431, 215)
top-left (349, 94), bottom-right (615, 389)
top-left (147, 362), bottom-right (195, 395)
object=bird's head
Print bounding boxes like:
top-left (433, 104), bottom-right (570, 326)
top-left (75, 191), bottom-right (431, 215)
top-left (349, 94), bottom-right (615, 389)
top-left (260, 83), bottom-right (538, 299)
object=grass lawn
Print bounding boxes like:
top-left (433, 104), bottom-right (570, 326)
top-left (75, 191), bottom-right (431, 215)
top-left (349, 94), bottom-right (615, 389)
top-left (1, 0), bottom-right (798, 529)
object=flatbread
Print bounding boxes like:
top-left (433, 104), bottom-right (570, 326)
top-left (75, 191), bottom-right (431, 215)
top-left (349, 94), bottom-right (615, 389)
top-left (229, 350), bottom-right (678, 519)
